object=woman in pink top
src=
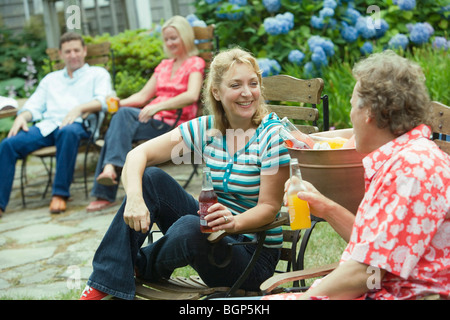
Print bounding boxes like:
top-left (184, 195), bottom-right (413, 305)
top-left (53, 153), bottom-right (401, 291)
top-left (87, 16), bottom-right (205, 212)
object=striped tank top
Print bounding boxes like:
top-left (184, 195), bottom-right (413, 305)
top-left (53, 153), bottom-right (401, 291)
top-left (179, 112), bottom-right (290, 248)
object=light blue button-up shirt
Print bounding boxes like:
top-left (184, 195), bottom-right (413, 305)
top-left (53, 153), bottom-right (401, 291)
top-left (19, 63), bottom-right (112, 137)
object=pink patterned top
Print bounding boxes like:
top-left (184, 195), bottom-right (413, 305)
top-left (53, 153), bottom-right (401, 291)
top-left (263, 124), bottom-right (450, 300)
top-left (342, 124), bottom-right (450, 300)
top-left (150, 56), bottom-right (205, 126)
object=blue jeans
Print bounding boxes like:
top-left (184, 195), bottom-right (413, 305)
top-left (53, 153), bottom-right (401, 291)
top-left (0, 123), bottom-right (89, 211)
top-left (87, 167), bottom-right (280, 300)
top-left (90, 107), bottom-right (171, 202)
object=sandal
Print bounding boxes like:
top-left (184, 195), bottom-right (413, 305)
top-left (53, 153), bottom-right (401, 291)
top-left (86, 199), bottom-right (116, 213)
top-left (96, 171), bottom-right (118, 186)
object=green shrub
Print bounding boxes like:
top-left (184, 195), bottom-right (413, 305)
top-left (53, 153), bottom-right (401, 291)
top-left (83, 29), bottom-right (165, 97)
top-left (193, 0), bottom-right (449, 128)
top-left (0, 23), bottom-right (46, 98)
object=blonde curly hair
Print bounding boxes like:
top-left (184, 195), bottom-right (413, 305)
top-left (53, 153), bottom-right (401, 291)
top-left (352, 50), bottom-right (431, 136)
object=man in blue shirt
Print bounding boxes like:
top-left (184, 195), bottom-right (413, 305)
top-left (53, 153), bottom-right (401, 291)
top-left (0, 32), bottom-right (112, 216)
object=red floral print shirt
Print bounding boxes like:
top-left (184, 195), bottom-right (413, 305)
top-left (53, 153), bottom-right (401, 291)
top-left (263, 124), bottom-right (450, 300)
top-left (342, 124), bottom-right (450, 300)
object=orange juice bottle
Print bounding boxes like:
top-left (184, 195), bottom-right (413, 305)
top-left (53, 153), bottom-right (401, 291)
top-left (106, 91), bottom-right (119, 113)
top-left (287, 158), bottom-right (311, 230)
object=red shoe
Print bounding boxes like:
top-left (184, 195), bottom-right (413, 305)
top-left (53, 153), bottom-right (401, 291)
top-left (86, 199), bottom-right (116, 213)
top-left (80, 285), bottom-right (113, 300)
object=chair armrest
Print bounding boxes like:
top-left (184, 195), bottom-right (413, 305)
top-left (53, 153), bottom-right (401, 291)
top-left (260, 262), bottom-right (339, 294)
top-left (207, 216), bottom-right (288, 243)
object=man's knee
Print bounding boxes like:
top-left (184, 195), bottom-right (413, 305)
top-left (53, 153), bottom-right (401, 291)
top-left (57, 123), bottom-right (87, 141)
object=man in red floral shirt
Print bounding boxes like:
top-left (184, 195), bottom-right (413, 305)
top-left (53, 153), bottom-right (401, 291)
top-left (278, 50), bottom-right (449, 300)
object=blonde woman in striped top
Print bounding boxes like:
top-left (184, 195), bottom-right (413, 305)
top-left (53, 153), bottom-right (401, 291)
top-left (81, 48), bottom-right (290, 300)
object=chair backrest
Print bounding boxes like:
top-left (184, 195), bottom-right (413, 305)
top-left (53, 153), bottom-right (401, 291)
top-left (193, 25), bottom-right (218, 70)
top-left (261, 75), bottom-right (330, 277)
top-left (430, 101), bottom-right (450, 155)
top-left (262, 75), bottom-right (329, 133)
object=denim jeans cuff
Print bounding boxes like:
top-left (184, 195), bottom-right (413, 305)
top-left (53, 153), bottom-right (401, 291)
top-left (87, 279), bottom-right (135, 300)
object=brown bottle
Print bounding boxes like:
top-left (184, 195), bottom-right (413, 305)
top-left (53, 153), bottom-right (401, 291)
top-left (199, 167), bottom-right (217, 233)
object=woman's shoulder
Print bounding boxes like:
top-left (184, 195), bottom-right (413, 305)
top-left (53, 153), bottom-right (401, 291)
top-left (187, 55), bottom-right (206, 69)
top-left (156, 58), bottom-right (172, 67)
top-left (181, 115), bottom-right (214, 130)
top-left (154, 58), bottom-right (173, 71)
top-left (260, 112), bottom-right (282, 130)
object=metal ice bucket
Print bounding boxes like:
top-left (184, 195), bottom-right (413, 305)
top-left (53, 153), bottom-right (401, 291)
top-left (287, 129), bottom-right (365, 214)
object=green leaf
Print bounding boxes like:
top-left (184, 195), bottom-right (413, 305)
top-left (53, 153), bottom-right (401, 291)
top-left (438, 19), bottom-right (448, 30)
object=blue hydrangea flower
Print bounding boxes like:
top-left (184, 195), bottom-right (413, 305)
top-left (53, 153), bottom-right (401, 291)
top-left (340, 23), bottom-right (358, 43)
top-left (311, 46), bottom-right (328, 67)
top-left (423, 22), bottom-right (434, 36)
top-left (374, 19), bottom-right (389, 39)
top-left (263, 18), bottom-right (279, 35)
top-left (229, 0), bottom-right (247, 5)
top-left (320, 39), bottom-right (335, 57)
top-left (323, 0), bottom-right (337, 9)
top-left (192, 20), bottom-right (207, 27)
top-left (432, 37), bottom-right (449, 50)
top-left (304, 62), bottom-right (315, 78)
top-left (205, 0), bottom-right (221, 4)
top-left (281, 12), bottom-right (295, 29)
top-left (257, 58), bottom-right (281, 77)
top-left (186, 14), bottom-right (207, 27)
top-left (269, 59), bottom-right (281, 74)
top-left (308, 36), bottom-right (334, 57)
top-left (410, 22), bottom-right (433, 45)
top-left (215, 5), bottom-right (228, 19)
top-left (263, 0), bottom-right (281, 13)
top-left (393, 0), bottom-right (416, 11)
top-left (344, 7), bottom-right (361, 25)
top-left (186, 14), bottom-right (198, 25)
top-left (355, 16), bottom-right (377, 39)
top-left (360, 42), bottom-right (373, 55)
top-left (319, 7), bottom-right (334, 19)
top-left (226, 4), bottom-right (244, 20)
top-left (263, 12), bottom-right (294, 35)
top-left (388, 33), bottom-right (409, 50)
top-left (311, 16), bottom-right (325, 29)
top-left (288, 49), bottom-right (305, 65)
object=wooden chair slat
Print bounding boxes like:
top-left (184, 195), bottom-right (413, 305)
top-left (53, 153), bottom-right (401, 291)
top-left (268, 105), bottom-right (319, 122)
top-left (430, 101), bottom-right (450, 155)
top-left (260, 262), bottom-right (339, 294)
top-left (263, 75), bottom-right (324, 105)
top-left (86, 56), bottom-right (110, 66)
top-left (193, 25), bottom-right (215, 39)
top-left (86, 42), bottom-right (111, 56)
